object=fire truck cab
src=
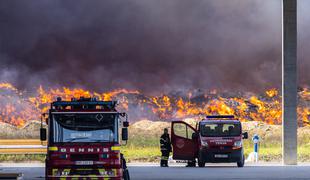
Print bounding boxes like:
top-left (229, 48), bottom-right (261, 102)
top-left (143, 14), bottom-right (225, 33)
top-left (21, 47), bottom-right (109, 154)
top-left (171, 115), bottom-right (248, 167)
top-left (40, 97), bottom-right (130, 180)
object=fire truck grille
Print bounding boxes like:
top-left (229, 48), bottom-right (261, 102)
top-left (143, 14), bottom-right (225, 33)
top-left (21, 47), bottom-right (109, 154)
top-left (70, 169), bottom-right (100, 175)
top-left (70, 154), bottom-right (99, 161)
top-left (222, 146), bottom-right (232, 150)
top-left (210, 146), bottom-right (232, 150)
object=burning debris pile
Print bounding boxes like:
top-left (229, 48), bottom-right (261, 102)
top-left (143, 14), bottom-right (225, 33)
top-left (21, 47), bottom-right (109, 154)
top-left (0, 83), bottom-right (40, 127)
top-left (0, 82), bottom-right (310, 127)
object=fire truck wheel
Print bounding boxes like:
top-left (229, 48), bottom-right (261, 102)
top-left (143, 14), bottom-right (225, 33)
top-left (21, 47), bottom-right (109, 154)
top-left (186, 160), bottom-right (196, 167)
top-left (198, 152), bottom-right (205, 167)
top-left (123, 169), bottom-right (130, 180)
top-left (237, 155), bottom-right (245, 168)
top-left (198, 160), bottom-right (205, 167)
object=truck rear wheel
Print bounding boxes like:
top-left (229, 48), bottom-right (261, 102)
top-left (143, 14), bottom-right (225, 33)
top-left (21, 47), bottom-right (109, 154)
top-left (237, 155), bottom-right (245, 167)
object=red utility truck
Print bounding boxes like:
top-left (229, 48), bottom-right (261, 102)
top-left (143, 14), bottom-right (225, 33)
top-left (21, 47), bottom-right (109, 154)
top-left (40, 97), bottom-right (130, 180)
top-left (171, 115), bottom-right (248, 167)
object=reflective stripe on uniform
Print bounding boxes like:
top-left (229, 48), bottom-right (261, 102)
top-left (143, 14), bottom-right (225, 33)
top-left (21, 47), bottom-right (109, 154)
top-left (161, 156), bottom-right (169, 160)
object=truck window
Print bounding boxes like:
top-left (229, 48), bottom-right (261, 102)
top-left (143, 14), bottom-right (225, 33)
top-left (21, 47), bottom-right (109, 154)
top-left (173, 123), bottom-right (195, 139)
top-left (51, 113), bottom-right (118, 143)
top-left (174, 123), bottom-right (187, 139)
top-left (200, 123), bottom-right (241, 137)
top-left (187, 126), bottom-right (195, 140)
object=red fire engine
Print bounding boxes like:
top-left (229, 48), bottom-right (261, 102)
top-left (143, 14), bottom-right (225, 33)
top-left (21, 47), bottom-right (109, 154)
top-left (171, 115), bottom-right (248, 167)
top-left (40, 97), bottom-right (130, 179)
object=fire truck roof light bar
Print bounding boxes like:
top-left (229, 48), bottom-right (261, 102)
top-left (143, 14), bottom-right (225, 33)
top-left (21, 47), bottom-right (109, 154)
top-left (51, 111), bottom-right (119, 114)
top-left (52, 101), bottom-right (117, 106)
top-left (206, 115), bottom-right (235, 119)
top-left (52, 100), bottom-right (118, 109)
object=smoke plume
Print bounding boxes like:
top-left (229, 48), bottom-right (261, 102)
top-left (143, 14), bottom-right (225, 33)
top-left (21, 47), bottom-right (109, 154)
top-left (0, 0), bottom-right (309, 95)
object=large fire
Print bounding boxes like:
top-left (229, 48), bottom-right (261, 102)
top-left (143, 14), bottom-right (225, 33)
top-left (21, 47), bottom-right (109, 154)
top-left (0, 82), bottom-right (309, 127)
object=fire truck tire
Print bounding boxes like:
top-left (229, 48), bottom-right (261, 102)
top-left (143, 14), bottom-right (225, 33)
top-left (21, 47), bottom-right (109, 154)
top-left (198, 151), bottom-right (205, 167)
top-left (237, 155), bottom-right (245, 167)
top-left (123, 169), bottom-right (130, 180)
top-left (186, 160), bottom-right (196, 167)
top-left (198, 160), bottom-right (205, 167)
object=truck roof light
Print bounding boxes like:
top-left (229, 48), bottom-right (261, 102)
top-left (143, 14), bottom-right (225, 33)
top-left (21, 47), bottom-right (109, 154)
top-left (206, 115), bottom-right (235, 119)
top-left (52, 101), bottom-right (117, 106)
top-left (51, 100), bottom-right (118, 110)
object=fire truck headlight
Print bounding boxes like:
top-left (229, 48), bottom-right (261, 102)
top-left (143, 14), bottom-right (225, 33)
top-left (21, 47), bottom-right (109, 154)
top-left (101, 154), bottom-right (109, 159)
top-left (201, 141), bottom-right (209, 148)
top-left (53, 169), bottom-right (61, 176)
top-left (234, 141), bottom-right (242, 148)
top-left (61, 171), bottom-right (69, 176)
top-left (100, 170), bottom-right (115, 176)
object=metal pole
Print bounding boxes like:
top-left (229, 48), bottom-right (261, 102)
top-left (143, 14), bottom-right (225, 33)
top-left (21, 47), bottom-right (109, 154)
top-left (282, 0), bottom-right (297, 165)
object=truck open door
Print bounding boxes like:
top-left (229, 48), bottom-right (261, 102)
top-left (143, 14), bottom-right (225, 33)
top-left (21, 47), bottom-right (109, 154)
top-left (171, 121), bottom-right (198, 160)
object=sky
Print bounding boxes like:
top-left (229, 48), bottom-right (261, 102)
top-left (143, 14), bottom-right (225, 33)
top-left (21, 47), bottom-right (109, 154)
top-left (0, 0), bottom-right (308, 95)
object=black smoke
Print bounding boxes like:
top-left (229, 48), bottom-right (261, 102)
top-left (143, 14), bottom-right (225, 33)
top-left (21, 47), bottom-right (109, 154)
top-left (0, 0), bottom-right (308, 94)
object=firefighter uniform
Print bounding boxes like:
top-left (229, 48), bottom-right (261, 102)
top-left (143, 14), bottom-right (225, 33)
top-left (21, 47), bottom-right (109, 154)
top-left (160, 133), bottom-right (171, 167)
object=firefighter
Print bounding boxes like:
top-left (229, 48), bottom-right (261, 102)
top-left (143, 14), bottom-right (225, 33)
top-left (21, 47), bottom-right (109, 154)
top-left (160, 128), bottom-right (172, 167)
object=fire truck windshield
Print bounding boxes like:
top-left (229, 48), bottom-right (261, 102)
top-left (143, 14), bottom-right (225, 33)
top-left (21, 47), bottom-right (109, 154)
top-left (51, 113), bottom-right (118, 143)
top-left (200, 123), bottom-right (241, 137)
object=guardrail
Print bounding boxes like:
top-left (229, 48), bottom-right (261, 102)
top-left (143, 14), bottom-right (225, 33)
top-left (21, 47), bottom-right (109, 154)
top-left (0, 139), bottom-right (47, 154)
top-left (0, 173), bottom-right (23, 180)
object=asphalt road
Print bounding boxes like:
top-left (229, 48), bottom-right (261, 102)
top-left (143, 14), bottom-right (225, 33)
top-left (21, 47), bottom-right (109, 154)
top-left (0, 163), bottom-right (309, 180)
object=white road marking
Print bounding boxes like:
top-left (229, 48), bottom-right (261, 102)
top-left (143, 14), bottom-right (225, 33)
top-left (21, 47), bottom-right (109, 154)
top-left (0, 145), bottom-right (46, 149)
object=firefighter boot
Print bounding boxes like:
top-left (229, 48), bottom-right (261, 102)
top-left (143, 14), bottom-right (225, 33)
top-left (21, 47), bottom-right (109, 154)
top-left (160, 160), bottom-right (164, 167)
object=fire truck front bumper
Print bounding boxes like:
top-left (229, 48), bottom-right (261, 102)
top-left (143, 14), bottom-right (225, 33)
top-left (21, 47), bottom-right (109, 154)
top-left (199, 147), bottom-right (243, 163)
top-left (47, 168), bottom-right (122, 180)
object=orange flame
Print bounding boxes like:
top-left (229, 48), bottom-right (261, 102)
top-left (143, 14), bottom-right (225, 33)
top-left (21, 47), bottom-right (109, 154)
top-left (266, 88), bottom-right (278, 98)
top-left (0, 83), bottom-right (309, 127)
top-left (0, 83), bottom-right (18, 91)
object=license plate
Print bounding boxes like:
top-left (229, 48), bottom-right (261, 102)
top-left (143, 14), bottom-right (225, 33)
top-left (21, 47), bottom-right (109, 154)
top-left (214, 154), bottom-right (228, 158)
top-left (75, 161), bottom-right (94, 165)
top-left (176, 160), bottom-right (187, 163)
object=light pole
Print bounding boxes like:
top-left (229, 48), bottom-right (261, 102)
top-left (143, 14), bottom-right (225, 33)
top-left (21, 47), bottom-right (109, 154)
top-left (282, 0), bottom-right (297, 165)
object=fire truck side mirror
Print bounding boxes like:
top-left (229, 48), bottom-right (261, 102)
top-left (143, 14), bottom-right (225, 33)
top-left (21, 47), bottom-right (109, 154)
top-left (192, 132), bottom-right (199, 139)
top-left (123, 121), bottom-right (129, 127)
top-left (122, 128), bottom-right (128, 141)
top-left (242, 132), bottom-right (248, 139)
top-left (40, 128), bottom-right (47, 141)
